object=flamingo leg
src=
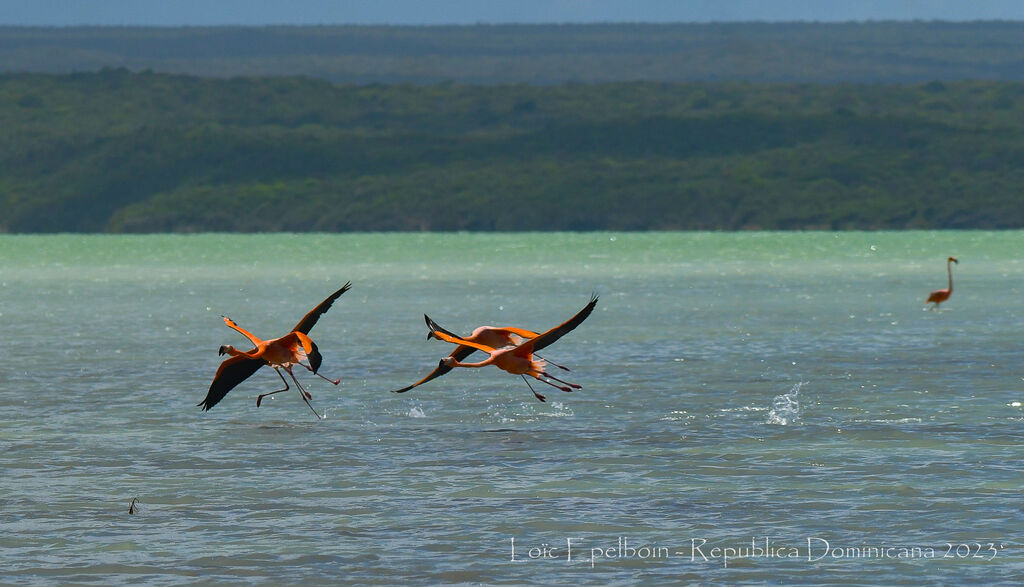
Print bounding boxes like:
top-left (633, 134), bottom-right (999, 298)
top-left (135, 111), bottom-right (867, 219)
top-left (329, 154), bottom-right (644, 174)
top-left (286, 367), bottom-right (323, 420)
top-left (535, 353), bottom-right (570, 372)
top-left (540, 371), bottom-right (582, 390)
top-left (526, 372), bottom-right (575, 393)
top-left (520, 375), bottom-right (546, 402)
top-left (256, 369), bottom-right (292, 407)
top-left (300, 363), bottom-right (341, 385)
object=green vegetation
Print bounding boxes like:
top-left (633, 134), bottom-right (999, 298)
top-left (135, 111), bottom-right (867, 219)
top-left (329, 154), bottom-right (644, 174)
top-left (3, 22), bottom-right (1024, 84)
top-left (2, 69), bottom-right (1023, 232)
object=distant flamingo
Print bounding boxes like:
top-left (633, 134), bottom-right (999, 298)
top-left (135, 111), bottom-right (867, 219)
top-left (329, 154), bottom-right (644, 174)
top-left (403, 295), bottom-right (597, 402)
top-left (926, 257), bottom-right (958, 310)
top-left (198, 282), bottom-right (351, 418)
top-left (391, 318), bottom-right (570, 394)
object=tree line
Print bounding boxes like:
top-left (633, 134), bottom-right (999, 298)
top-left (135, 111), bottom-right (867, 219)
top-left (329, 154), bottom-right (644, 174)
top-left (3, 22), bottom-right (1024, 84)
top-left (1, 70), bottom-right (1022, 232)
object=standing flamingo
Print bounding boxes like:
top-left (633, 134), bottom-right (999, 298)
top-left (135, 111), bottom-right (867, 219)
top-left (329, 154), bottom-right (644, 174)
top-left (391, 318), bottom-right (570, 394)
top-left (926, 257), bottom-right (958, 310)
top-left (405, 295), bottom-right (597, 402)
top-left (198, 282), bottom-right (351, 418)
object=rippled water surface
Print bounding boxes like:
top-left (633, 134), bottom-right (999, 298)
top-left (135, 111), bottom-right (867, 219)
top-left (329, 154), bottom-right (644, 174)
top-left (1, 232), bottom-right (1022, 584)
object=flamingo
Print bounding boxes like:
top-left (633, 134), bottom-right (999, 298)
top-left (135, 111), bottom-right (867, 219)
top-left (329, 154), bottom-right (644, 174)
top-left (926, 257), bottom-right (958, 310)
top-left (401, 295), bottom-right (597, 402)
top-left (390, 317), bottom-right (570, 394)
top-left (198, 282), bottom-right (352, 418)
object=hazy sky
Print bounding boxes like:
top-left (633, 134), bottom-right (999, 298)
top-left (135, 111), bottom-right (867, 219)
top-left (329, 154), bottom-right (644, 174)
top-left (3, 0), bottom-right (1024, 26)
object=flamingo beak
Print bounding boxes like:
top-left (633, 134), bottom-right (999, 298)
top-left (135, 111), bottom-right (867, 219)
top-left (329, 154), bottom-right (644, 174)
top-left (218, 345), bottom-right (229, 356)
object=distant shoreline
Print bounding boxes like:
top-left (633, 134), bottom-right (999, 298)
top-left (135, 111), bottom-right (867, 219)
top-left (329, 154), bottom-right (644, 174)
top-left (3, 23), bottom-right (1024, 233)
top-left (3, 22), bottom-right (1024, 84)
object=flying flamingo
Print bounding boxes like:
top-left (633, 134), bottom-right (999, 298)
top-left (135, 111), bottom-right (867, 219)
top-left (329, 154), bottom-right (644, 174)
top-left (198, 282), bottom-right (352, 418)
top-left (390, 317), bottom-right (570, 394)
top-left (926, 256), bottom-right (958, 310)
top-left (403, 295), bottom-right (597, 402)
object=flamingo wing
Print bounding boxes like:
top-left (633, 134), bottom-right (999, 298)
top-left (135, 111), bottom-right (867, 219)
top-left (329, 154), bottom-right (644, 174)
top-left (308, 340), bottom-right (324, 374)
top-left (516, 294), bottom-right (598, 355)
top-left (494, 326), bottom-right (541, 340)
top-left (421, 315), bottom-right (505, 352)
top-left (424, 315), bottom-right (537, 347)
top-left (424, 314), bottom-right (462, 341)
top-left (199, 355), bottom-right (265, 411)
top-left (391, 344), bottom-right (478, 393)
top-left (391, 314), bottom-right (484, 393)
top-left (423, 327), bottom-right (497, 354)
top-left (292, 282), bottom-right (352, 335)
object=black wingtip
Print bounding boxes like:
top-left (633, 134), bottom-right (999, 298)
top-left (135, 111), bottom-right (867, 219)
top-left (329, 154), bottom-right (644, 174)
top-left (425, 315), bottom-right (460, 340)
top-left (424, 314), bottom-right (440, 331)
top-left (423, 314), bottom-right (437, 340)
top-left (321, 281), bottom-right (353, 306)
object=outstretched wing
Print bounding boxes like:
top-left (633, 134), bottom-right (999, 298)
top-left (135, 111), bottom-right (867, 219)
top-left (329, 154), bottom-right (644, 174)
top-left (424, 314), bottom-right (461, 341)
top-left (392, 314), bottom-right (485, 393)
top-left (423, 327), bottom-right (496, 354)
top-left (495, 326), bottom-right (541, 341)
top-left (198, 355), bottom-right (265, 411)
top-left (292, 282), bottom-right (352, 335)
top-left (517, 294), bottom-right (598, 355)
top-left (391, 344), bottom-right (478, 393)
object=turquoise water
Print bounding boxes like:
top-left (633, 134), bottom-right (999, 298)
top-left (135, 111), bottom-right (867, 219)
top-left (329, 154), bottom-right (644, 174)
top-left (1, 232), bottom-right (1022, 584)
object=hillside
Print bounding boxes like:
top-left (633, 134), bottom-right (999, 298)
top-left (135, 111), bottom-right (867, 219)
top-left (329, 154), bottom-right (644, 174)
top-left (2, 70), bottom-right (1022, 232)
top-left (2, 22), bottom-right (1024, 84)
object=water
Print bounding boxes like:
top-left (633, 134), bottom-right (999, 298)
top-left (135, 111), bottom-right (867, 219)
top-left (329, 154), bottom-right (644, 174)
top-left (766, 382), bottom-right (804, 426)
top-left (1, 232), bottom-right (1021, 584)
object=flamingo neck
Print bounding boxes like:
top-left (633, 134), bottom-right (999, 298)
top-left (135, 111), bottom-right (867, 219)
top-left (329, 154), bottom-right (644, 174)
top-left (450, 355), bottom-right (494, 369)
top-left (947, 260), bottom-right (954, 293)
top-left (224, 345), bottom-right (260, 359)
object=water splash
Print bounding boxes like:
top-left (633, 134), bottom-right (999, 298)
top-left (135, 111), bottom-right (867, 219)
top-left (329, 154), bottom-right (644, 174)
top-left (407, 406), bottom-right (426, 418)
top-left (767, 382), bottom-right (804, 425)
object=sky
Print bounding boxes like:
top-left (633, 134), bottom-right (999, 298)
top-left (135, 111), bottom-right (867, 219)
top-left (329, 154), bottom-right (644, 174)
top-left (3, 0), bottom-right (1024, 26)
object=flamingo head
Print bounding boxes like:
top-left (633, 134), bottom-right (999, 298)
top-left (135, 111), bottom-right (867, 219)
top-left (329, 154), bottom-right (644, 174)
top-left (441, 356), bottom-right (456, 368)
top-left (948, 256), bottom-right (958, 264)
top-left (218, 345), bottom-right (233, 356)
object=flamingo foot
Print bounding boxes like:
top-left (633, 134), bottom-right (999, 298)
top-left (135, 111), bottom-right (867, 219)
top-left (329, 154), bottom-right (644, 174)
top-left (534, 393), bottom-right (547, 402)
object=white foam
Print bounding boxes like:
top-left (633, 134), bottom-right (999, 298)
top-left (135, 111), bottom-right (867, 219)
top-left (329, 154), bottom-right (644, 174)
top-left (767, 382), bottom-right (804, 426)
